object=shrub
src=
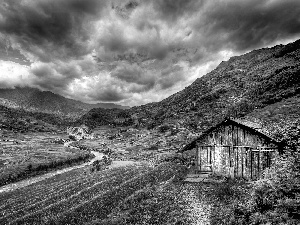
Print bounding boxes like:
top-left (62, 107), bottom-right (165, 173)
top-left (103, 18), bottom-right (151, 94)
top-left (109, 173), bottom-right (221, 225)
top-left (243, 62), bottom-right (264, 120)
top-left (247, 119), bottom-right (300, 222)
top-left (158, 124), bottom-right (172, 133)
top-left (90, 157), bottom-right (112, 172)
top-left (148, 145), bottom-right (158, 150)
top-left (27, 164), bottom-right (33, 171)
top-left (248, 152), bottom-right (300, 224)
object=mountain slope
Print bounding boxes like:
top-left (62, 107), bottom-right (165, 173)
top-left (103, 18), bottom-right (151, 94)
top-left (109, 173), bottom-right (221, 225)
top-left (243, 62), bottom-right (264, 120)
top-left (78, 39), bottom-right (300, 131)
top-left (76, 108), bottom-right (126, 127)
top-left (0, 87), bottom-right (129, 119)
top-left (127, 39), bottom-right (300, 130)
top-left (243, 96), bottom-right (300, 139)
top-left (0, 104), bottom-right (62, 132)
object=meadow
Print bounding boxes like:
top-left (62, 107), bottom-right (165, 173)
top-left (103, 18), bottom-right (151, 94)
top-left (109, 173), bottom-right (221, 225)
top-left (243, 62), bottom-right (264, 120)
top-left (0, 130), bottom-right (92, 186)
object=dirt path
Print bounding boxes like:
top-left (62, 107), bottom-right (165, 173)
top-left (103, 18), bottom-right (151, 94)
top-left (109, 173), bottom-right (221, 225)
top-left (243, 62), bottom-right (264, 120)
top-left (181, 184), bottom-right (211, 225)
top-left (0, 150), bottom-right (143, 194)
top-left (0, 151), bottom-right (104, 193)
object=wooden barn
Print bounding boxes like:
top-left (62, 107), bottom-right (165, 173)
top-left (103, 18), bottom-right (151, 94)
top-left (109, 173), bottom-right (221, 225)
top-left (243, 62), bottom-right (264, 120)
top-left (181, 118), bottom-right (283, 180)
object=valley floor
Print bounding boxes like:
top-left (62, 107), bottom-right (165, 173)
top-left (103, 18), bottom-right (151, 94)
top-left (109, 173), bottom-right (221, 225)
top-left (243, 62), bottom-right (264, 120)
top-left (0, 161), bottom-right (251, 225)
top-left (0, 126), bottom-right (255, 225)
top-left (0, 131), bottom-right (92, 186)
top-left (0, 162), bottom-right (188, 224)
top-left (0, 151), bottom-right (104, 193)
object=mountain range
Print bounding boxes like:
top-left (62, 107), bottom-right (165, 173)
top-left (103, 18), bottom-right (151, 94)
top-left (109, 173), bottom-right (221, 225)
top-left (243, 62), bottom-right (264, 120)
top-left (78, 39), bottom-right (300, 136)
top-left (0, 87), bottom-right (129, 119)
top-left (135, 39), bottom-right (300, 130)
top-left (1, 39), bottom-right (300, 135)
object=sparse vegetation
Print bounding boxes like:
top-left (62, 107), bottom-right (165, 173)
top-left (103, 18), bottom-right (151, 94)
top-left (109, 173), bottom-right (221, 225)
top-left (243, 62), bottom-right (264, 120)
top-left (0, 131), bottom-right (92, 186)
top-left (90, 156), bottom-right (112, 172)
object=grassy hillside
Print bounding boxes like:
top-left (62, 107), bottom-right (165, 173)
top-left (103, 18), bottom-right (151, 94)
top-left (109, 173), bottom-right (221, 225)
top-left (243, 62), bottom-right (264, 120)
top-left (243, 96), bottom-right (300, 139)
top-left (0, 87), bottom-right (129, 119)
top-left (76, 108), bottom-right (133, 128)
top-left (77, 39), bottom-right (300, 130)
top-left (126, 39), bottom-right (300, 131)
top-left (0, 104), bottom-right (63, 132)
top-left (0, 131), bottom-right (92, 186)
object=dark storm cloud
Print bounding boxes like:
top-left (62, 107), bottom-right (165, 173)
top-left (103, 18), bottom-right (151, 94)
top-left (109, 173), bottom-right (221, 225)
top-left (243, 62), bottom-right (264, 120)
top-left (0, 0), bottom-right (300, 106)
top-left (99, 90), bottom-right (126, 102)
top-left (195, 0), bottom-right (300, 52)
top-left (100, 27), bottom-right (129, 54)
top-left (0, 41), bottom-right (30, 65)
top-left (112, 64), bottom-right (153, 85)
top-left (89, 88), bottom-right (127, 102)
top-left (113, 0), bottom-right (139, 19)
top-left (158, 65), bottom-right (185, 90)
top-left (0, 0), bottom-right (108, 61)
top-left (111, 63), bottom-right (155, 93)
top-left (96, 23), bottom-right (172, 63)
top-left (30, 62), bottom-right (81, 91)
top-left (150, 0), bottom-right (205, 23)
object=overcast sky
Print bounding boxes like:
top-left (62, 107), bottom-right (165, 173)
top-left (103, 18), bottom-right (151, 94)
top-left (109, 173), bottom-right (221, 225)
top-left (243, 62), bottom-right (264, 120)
top-left (0, 0), bottom-right (300, 106)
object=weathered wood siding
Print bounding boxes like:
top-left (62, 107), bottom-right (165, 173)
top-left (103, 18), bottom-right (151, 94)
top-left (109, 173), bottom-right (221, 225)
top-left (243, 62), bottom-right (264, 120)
top-left (199, 123), bottom-right (277, 147)
top-left (195, 123), bottom-right (279, 179)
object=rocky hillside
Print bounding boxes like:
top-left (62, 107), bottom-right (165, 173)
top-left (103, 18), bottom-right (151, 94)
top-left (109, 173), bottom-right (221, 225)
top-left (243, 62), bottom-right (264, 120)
top-left (129, 39), bottom-right (300, 130)
top-left (78, 39), bottom-right (300, 132)
top-left (244, 96), bottom-right (300, 139)
top-left (0, 87), bottom-right (129, 119)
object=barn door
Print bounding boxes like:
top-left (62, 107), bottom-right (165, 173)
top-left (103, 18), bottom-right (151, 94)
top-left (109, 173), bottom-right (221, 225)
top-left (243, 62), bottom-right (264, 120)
top-left (198, 146), bottom-right (213, 172)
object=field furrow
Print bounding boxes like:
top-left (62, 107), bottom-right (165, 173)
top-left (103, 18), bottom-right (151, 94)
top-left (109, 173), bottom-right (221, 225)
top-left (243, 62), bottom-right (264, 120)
top-left (1, 168), bottom-right (119, 212)
top-left (10, 163), bottom-right (176, 225)
top-left (53, 166), bottom-right (174, 224)
top-left (2, 165), bottom-right (150, 225)
top-left (1, 170), bottom-right (112, 217)
top-left (0, 170), bottom-right (89, 212)
top-left (2, 168), bottom-right (135, 222)
top-left (0, 168), bottom-right (85, 201)
top-left (0, 166), bottom-right (121, 210)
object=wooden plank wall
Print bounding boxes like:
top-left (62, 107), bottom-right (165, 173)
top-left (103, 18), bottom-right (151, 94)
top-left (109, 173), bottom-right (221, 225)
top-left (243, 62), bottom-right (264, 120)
top-left (202, 124), bottom-right (278, 148)
top-left (196, 123), bottom-right (279, 179)
top-left (197, 145), bottom-right (277, 179)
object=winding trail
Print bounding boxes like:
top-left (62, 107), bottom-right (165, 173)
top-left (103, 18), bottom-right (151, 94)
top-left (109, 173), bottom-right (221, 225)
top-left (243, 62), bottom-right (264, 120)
top-left (0, 151), bottom-right (104, 194)
top-left (0, 140), bottom-right (144, 194)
